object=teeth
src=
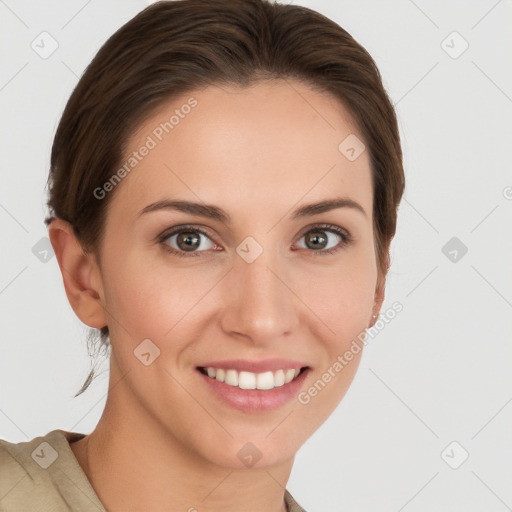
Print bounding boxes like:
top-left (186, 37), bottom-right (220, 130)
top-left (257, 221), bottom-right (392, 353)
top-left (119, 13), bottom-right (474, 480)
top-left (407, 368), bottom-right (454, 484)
top-left (256, 371), bottom-right (274, 390)
top-left (274, 369), bottom-right (285, 387)
top-left (239, 371), bottom-right (256, 390)
top-left (284, 369), bottom-right (296, 384)
top-left (225, 369), bottom-right (238, 387)
top-left (203, 367), bottom-right (302, 390)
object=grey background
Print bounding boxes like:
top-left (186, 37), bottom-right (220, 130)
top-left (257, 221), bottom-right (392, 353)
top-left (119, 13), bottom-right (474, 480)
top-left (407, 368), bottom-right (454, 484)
top-left (1, 1), bottom-right (511, 511)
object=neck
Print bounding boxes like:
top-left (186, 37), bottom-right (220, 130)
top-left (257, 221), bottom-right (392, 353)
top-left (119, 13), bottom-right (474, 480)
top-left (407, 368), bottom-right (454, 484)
top-left (71, 364), bottom-right (293, 512)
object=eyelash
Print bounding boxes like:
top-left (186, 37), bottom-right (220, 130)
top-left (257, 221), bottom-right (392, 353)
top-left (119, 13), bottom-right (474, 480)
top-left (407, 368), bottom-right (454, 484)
top-left (157, 223), bottom-right (354, 258)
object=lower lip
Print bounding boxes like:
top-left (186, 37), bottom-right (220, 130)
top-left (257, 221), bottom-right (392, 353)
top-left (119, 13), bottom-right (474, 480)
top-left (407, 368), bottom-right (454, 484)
top-left (198, 368), bottom-right (310, 412)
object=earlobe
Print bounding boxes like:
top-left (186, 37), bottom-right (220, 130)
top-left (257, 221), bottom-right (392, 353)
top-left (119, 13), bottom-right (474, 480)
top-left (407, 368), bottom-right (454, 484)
top-left (369, 278), bottom-right (386, 328)
top-left (368, 246), bottom-right (389, 327)
top-left (48, 218), bottom-right (107, 329)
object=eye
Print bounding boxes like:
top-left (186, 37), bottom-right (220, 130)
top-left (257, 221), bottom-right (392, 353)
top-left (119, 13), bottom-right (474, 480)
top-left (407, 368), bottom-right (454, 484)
top-left (158, 223), bottom-right (353, 258)
top-left (158, 226), bottom-right (218, 257)
top-left (294, 224), bottom-right (353, 256)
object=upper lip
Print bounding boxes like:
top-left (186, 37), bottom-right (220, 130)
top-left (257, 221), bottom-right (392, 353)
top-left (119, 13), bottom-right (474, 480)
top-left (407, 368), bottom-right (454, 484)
top-left (197, 358), bottom-right (309, 373)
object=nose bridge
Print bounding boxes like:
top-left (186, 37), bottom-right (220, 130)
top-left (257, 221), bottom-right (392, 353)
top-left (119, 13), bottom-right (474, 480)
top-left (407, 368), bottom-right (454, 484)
top-left (221, 241), bottom-right (298, 341)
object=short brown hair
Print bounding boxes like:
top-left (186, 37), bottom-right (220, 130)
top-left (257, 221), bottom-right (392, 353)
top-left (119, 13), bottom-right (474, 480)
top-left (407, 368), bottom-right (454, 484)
top-left (44, 0), bottom-right (405, 396)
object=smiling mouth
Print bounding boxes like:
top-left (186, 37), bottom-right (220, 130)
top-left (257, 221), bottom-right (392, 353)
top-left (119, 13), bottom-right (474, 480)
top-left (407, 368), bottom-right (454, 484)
top-left (197, 366), bottom-right (309, 391)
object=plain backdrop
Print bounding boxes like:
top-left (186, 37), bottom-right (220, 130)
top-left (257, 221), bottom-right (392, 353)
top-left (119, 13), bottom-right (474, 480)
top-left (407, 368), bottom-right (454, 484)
top-left (1, 1), bottom-right (511, 511)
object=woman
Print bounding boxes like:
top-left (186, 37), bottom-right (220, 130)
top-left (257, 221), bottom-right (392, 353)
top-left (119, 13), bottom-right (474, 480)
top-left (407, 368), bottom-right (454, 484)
top-left (0, 0), bottom-right (404, 510)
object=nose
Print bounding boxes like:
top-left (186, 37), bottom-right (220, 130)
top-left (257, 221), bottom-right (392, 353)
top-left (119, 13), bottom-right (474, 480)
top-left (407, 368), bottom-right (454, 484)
top-left (219, 246), bottom-right (300, 346)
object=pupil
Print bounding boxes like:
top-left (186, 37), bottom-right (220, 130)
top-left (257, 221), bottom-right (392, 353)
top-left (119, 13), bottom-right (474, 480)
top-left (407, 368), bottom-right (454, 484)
top-left (178, 232), bottom-right (200, 251)
top-left (306, 231), bottom-right (327, 249)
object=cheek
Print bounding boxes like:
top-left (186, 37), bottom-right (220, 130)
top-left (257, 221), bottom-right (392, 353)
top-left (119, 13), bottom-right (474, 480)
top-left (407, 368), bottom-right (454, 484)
top-left (293, 264), bottom-right (375, 422)
top-left (101, 248), bottom-right (221, 348)
top-left (299, 252), bottom-right (377, 343)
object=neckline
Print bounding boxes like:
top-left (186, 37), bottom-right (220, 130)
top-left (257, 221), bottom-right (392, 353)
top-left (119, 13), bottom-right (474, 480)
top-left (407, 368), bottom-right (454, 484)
top-left (39, 429), bottom-right (107, 511)
top-left (51, 429), bottom-right (299, 512)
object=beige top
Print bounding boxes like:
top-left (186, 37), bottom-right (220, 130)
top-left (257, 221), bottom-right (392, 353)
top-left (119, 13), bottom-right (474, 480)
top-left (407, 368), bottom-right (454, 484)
top-left (0, 429), bottom-right (306, 512)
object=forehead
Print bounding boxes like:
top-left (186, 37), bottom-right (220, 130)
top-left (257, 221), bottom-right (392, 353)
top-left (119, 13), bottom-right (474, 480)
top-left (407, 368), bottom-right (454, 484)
top-left (109, 79), bottom-right (372, 221)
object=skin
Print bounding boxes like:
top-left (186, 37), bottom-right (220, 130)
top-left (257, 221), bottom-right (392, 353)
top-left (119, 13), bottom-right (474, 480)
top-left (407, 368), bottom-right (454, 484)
top-left (49, 79), bottom-right (385, 512)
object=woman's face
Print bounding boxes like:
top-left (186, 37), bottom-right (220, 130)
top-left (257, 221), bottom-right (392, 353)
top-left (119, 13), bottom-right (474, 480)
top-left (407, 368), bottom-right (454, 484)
top-left (94, 79), bottom-right (380, 468)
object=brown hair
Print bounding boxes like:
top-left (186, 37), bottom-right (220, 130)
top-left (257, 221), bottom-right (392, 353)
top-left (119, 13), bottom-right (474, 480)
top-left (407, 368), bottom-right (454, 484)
top-left (44, 0), bottom-right (405, 396)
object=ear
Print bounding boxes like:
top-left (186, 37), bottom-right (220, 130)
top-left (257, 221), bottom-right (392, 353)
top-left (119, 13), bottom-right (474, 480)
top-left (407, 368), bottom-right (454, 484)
top-left (368, 277), bottom-right (385, 328)
top-left (368, 250), bottom-right (388, 328)
top-left (48, 218), bottom-right (107, 329)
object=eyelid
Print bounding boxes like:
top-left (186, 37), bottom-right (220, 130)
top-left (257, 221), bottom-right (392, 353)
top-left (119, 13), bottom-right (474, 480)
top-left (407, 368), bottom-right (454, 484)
top-left (292, 223), bottom-right (353, 252)
top-left (296, 222), bottom-right (351, 239)
top-left (157, 224), bottom-right (220, 248)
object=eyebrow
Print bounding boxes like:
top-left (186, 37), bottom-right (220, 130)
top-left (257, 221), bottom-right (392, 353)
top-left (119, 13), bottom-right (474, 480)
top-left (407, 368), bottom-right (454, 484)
top-left (137, 197), bottom-right (367, 222)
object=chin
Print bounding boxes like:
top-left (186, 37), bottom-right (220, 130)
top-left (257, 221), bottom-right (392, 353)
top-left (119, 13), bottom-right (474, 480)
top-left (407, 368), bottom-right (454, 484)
top-left (174, 420), bottom-right (307, 471)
